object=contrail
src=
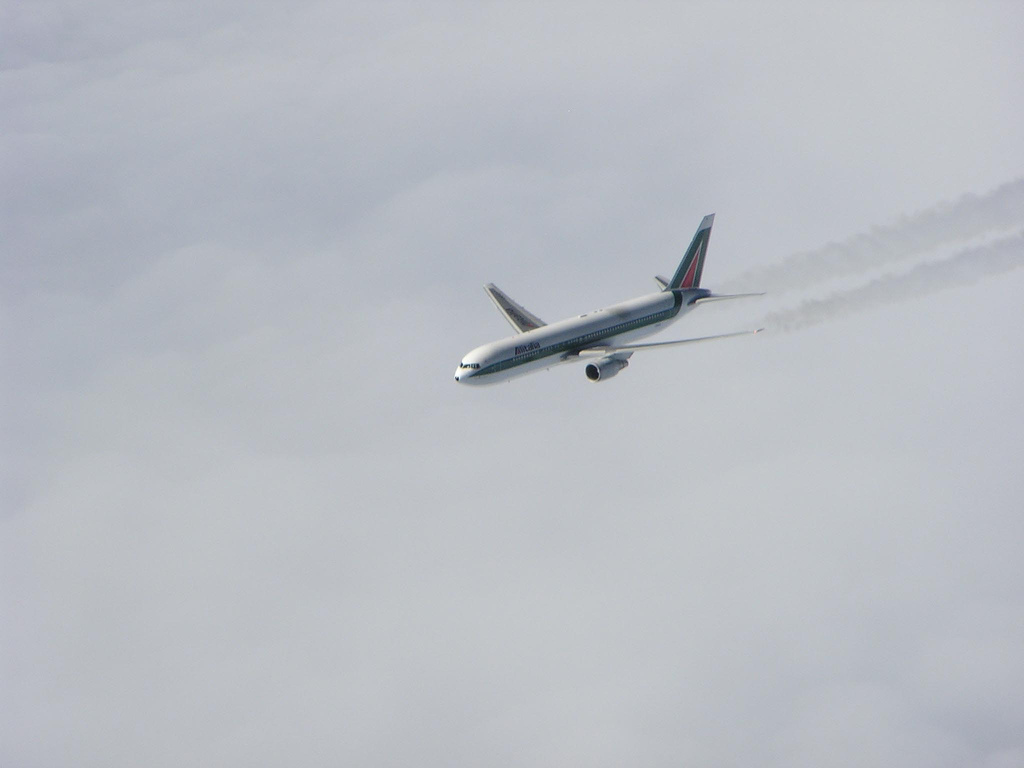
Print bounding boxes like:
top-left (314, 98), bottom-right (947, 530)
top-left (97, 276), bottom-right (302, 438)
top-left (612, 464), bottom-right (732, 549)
top-left (761, 232), bottom-right (1024, 332)
top-left (720, 178), bottom-right (1024, 293)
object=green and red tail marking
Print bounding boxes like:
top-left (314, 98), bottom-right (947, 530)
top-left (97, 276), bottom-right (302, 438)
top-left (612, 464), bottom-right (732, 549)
top-left (667, 213), bottom-right (714, 290)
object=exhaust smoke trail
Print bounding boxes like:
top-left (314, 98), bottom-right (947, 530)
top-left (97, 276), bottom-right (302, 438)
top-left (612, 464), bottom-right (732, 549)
top-left (761, 232), bottom-right (1024, 332)
top-left (721, 179), bottom-right (1024, 293)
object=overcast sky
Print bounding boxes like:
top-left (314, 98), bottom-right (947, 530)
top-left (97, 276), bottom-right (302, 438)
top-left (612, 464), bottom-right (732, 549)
top-left (3, 2), bottom-right (1024, 766)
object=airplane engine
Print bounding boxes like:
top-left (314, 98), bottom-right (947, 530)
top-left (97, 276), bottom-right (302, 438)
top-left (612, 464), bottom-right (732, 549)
top-left (585, 356), bottom-right (629, 382)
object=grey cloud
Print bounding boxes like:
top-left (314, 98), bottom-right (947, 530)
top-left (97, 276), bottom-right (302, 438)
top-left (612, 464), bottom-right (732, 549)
top-left (3, 2), bottom-right (1024, 767)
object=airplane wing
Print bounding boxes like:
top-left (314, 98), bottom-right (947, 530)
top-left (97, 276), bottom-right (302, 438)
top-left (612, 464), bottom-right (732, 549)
top-left (483, 283), bottom-right (546, 333)
top-left (571, 328), bottom-right (762, 357)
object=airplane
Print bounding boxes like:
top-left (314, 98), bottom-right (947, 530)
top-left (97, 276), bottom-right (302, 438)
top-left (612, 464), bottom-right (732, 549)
top-left (455, 214), bottom-right (763, 385)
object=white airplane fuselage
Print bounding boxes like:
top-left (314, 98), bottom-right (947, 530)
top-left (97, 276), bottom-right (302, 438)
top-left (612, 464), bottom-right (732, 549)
top-left (455, 288), bottom-right (706, 385)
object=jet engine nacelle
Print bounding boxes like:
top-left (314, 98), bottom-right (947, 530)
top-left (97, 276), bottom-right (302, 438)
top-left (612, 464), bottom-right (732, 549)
top-left (585, 356), bottom-right (629, 382)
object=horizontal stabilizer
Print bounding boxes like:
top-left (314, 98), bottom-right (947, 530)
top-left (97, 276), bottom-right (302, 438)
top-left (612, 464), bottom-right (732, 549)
top-left (692, 292), bottom-right (765, 305)
top-left (654, 275), bottom-right (669, 290)
top-left (483, 283), bottom-right (546, 333)
top-left (572, 328), bottom-right (763, 357)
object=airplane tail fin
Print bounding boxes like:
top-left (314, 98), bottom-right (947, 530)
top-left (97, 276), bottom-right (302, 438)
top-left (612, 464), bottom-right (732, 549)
top-left (667, 214), bottom-right (714, 290)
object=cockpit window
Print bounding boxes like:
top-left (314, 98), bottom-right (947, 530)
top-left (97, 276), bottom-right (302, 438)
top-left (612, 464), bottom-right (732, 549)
top-left (459, 362), bottom-right (480, 369)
